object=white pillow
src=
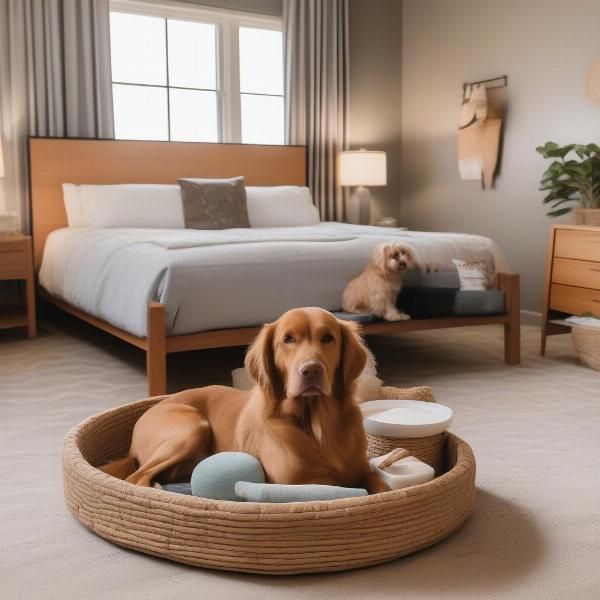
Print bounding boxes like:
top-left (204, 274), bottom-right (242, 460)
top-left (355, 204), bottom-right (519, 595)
top-left (452, 259), bottom-right (490, 290)
top-left (80, 184), bottom-right (185, 229)
top-left (245, 186), bottom-right (320, 227)
top-left (62, 183), bottom-right (88, 227)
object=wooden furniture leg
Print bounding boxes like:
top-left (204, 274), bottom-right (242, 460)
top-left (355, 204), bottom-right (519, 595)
top-left (147, 302), bottom-right (167, 396)
top-left (26, 255), bottom-right (37, 338)
top-left (498, 273), bottom-right (521, 365)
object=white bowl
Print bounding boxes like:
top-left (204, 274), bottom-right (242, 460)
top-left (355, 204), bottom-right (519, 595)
top-left (361, 400), bottom-right (453, 438)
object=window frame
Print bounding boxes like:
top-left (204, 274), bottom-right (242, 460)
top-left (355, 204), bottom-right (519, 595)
top-left (109, 0), bottom-right (283, 144)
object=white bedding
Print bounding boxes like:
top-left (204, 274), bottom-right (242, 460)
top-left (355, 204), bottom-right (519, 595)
top-left (39, 223), bottom-right (509, 337)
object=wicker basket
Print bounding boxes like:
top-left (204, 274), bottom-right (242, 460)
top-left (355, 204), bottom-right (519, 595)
top-left (367, 385), bottom-right (445, 472)
top-left (572, 324), bottom-right (600, 371)
top-left (367, 432), bottom-right (446, 473)
top-left (62, 387), bottom-right (475, 574)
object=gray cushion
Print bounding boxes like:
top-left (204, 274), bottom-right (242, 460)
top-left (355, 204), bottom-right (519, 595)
top-left (452, 290), bottom-right (505, 316)
top-left (402, 268), bottom-right (460, 289)
top-left (331, 311), bottom-right (378, 323)
top-left (178, 176), bottom-right (250, 230)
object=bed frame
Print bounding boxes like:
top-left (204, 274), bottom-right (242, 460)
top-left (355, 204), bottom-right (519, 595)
top-left (30, 137), bottom-right (521, 395)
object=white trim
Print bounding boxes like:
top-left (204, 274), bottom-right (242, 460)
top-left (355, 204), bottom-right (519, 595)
top-left (109, 0), bottom-right (282, 143)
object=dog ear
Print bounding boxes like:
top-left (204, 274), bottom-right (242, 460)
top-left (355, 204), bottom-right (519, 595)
top-left (373, 243), bottom-right (389, 271)
top-left (336, 319), bottom-right (368, 398)
top-left (245, 322), bottom-right (283, 399)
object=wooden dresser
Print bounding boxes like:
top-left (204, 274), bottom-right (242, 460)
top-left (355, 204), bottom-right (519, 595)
top-left (541, 224), bottom-right (600, 354)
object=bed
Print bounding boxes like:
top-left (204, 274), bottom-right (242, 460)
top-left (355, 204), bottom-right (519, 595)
top-left (30, 138), bottom-right (520, 395)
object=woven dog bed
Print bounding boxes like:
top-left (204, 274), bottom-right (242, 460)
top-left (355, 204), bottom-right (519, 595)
top-left (63, 387), bottom-right (476, 574)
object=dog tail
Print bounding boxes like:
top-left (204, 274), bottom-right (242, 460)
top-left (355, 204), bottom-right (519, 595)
top-left (99, 455), bottom-right (137, 480)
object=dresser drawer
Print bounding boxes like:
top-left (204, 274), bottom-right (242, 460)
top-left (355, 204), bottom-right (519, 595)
top-left (550, 283), bottom-right (600, 316)
top-left (552, 258), bottom-right (600, 290)
top-left (554, 229), bottom-right (600, 261)
top-left (0, 250), bottom-right (29, 280)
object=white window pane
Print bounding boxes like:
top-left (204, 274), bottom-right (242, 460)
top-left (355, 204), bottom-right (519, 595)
top-left (241, 94), bottom-right (284, 145)
top-left (239, 27), bottom-right (283, 95)
top-left (110, 12), bottom-right (166, 85)
top-left (113, 84), bottom-right (168, 140)
top-left (167, 19), bottom-right (216, 89)
top-left (170, 89), bottom-right (219, 142)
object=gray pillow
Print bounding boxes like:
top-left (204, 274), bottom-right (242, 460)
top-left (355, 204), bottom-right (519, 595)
top-left (178, 176), bottom-right (250, 230)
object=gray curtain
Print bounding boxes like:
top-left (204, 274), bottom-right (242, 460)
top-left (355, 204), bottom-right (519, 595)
top-left (0, 0), bottom-right (114, 231)
top-left (283, 0), bottom-right (350, 221)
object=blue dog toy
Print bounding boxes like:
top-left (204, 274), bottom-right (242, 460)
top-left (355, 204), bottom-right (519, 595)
top-left (190, 452), bottom-right (265, 501)
top-left (162, 452), bottom-right (369, 502)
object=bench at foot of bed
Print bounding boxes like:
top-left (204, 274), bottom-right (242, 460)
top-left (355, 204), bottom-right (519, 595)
top-left (142, 273), bottom-right (520, 396)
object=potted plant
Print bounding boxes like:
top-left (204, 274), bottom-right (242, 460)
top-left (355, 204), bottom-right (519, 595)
top-left (536, 141), bottom-right (600, 225)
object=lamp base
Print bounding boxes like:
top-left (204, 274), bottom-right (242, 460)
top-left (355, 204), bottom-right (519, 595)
top-left (350, 186), bottom-right (371, 225)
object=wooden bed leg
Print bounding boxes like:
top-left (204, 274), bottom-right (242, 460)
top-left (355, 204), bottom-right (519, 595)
top-left (147, 302), bottom-right (167, 396)
top-left (498, 273), bottom-right (521, 365)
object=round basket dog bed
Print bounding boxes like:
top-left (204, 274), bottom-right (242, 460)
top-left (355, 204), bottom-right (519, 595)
top-left (63, 387), bottom-right (476, 574)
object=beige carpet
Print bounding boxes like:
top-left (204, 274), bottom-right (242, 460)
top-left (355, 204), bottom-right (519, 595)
top-left (1, 316), bottom-right (599, 600)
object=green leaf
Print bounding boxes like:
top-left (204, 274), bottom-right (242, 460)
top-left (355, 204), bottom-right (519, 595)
top-left (546, 207), bottom-right (572, 217)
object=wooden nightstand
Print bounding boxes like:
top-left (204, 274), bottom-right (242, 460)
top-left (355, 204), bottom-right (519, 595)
top-left (0, 235), bottom-right (36, 338)
top-left (541, 224), bottom-right (600, 354)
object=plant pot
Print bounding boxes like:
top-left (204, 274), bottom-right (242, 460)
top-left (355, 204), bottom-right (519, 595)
top-left (575, 208), bottom-right (600, 227)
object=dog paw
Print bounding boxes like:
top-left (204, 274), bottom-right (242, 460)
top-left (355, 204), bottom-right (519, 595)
top-left (384, 311), bottom-right (403, 321)
top-left (398, 312), bottom-right (411, 320)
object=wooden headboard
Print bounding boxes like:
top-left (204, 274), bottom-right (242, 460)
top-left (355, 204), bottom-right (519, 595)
top-left (29, 137), bottom-right (307, 269)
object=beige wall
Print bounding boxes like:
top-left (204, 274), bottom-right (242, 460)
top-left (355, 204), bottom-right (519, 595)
top-left (348, 0), bottom-right (403, 224)
top-left (401, 0), bottom-right (600, 313)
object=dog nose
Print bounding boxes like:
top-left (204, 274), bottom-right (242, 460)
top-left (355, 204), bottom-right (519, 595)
top-left (299, 360), bottom-right (324, 380)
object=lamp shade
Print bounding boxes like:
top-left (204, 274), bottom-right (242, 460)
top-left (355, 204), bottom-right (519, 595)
top-left (338, 150), bottom-right (387, 187)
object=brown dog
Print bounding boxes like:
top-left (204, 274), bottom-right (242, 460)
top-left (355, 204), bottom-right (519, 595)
top-left (101, 307), bottom-right (390, 494)
top-left (342, 242), bottom-right (414, 321)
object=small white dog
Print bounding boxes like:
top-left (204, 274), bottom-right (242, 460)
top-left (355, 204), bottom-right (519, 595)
top-left (342, 242), bottom-right (414, 321)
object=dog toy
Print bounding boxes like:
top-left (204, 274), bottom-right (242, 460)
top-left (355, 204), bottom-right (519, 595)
top-left (235, 481), bottom-right (368, 503)
top-left (191, 452), bottom-right (265, 501)
top-left (370, 448), bottom-right (434, 490)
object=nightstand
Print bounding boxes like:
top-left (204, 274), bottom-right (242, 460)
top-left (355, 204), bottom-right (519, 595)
top-left (540, 224), bottom-right (600, 354)
top-left (0, 235), bottom-right (36, 338)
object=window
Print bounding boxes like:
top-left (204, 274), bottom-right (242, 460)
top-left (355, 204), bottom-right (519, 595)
top-left (109, 1), bottom-right (284, 145)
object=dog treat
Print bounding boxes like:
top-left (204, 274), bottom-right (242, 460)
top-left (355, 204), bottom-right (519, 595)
top-left (377, 447), bottom-right (412, 470)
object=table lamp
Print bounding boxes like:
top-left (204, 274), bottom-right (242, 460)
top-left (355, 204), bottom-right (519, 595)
top-left (338, 149), bottom-right (387, 225)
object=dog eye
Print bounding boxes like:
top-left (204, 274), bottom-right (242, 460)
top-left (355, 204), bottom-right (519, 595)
top-left (283, 334), bottom-right (296, 344)
top-left (321, 333), bottom-right (334, 344)
top-left (392, 253), bottom-right (399, 260)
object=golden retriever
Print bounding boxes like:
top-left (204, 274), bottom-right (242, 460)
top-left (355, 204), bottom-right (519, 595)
top-left (100, 307), bottom-right (390, 494)
top-left (342, 242), bottom-right (414, 321)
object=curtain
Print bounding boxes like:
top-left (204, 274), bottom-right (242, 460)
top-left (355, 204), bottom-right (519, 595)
top-left (283, 0), bottom-right (350, 221)
top-left (0, 0), bottom-right (114, 231)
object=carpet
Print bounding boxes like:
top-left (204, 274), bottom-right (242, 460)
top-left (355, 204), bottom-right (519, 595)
top-left (1, 316), bottom-right (598, 600)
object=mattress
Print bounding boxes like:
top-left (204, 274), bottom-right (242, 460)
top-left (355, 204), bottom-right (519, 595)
top-left (39, 223), bottom-right (509, 336)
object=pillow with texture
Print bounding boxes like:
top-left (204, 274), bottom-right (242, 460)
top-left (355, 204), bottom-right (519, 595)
top-left (246, 186), bottom-right (319, 227)
top-left (178, 177), bottom-right (249, 230)
top-left (62, 183), bottom-right (88, 227)
top-left (452, 258), bottom-right (489, 290)
top-left (80, 184), bottom-right (185, 229)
